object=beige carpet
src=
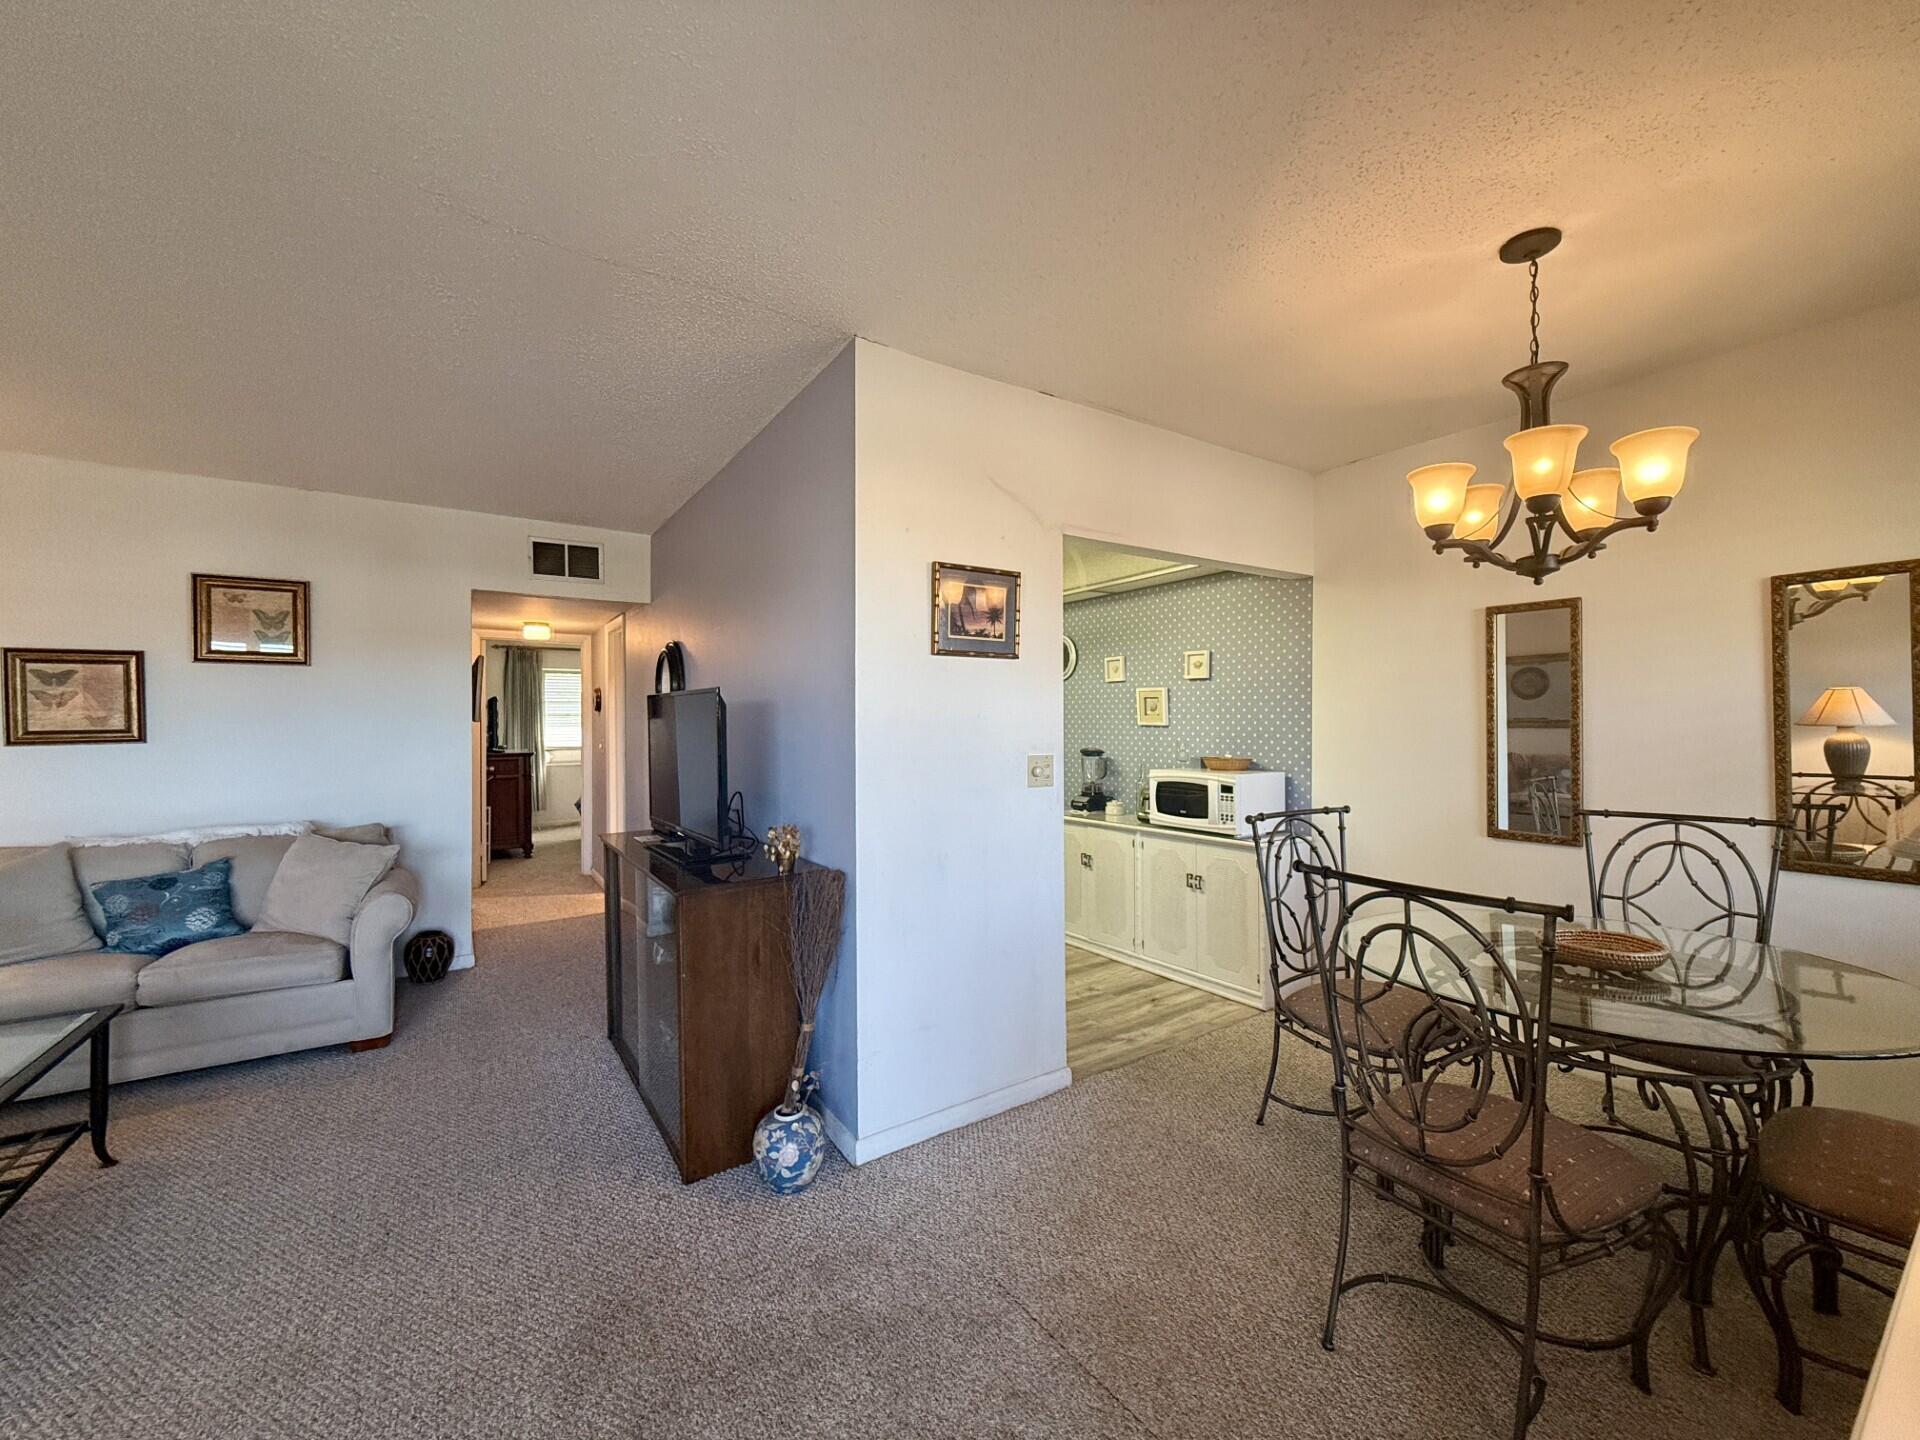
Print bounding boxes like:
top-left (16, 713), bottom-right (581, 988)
top-left (472, 824), bottom-right (601, 930)
top-left (0, 912), bottom-right (1883, 1438)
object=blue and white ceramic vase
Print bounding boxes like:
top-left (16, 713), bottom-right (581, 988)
top-left (752, 1100), bottom-right (827, 1194)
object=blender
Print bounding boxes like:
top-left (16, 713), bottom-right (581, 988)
top-left (1072, 748), bottom-right (1111, 813)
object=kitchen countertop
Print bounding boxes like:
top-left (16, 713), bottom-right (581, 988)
top-left (1063, 809), bottom-right (1254, 848)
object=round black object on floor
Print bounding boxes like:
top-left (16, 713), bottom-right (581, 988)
top-left (403, 930), bottom-right (454, 983)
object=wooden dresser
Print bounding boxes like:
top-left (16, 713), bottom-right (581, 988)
top-left (601, 832), bottom-right (802, 1183)
top-left (486, 750), bottom-right (534, 857)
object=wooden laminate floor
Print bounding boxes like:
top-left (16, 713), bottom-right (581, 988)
top-left (1065, 944), bottom-right (1255, 1078)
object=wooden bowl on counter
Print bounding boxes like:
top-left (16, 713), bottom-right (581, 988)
top-left (1200, 756), bottom-right (1253, 772)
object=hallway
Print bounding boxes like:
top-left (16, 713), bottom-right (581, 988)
top-left (473, 824), bottom-right (601, 931)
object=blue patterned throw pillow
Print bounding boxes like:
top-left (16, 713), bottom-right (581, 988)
top-left (90, 858), bottom-right (246, 956)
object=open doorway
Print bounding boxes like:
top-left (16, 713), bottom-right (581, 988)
top-left (1060, 536), bottom-right (1312, 1077)
top-left (470, 590), bottom-right (635, 934)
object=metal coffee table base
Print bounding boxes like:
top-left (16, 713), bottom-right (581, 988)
top-left (0, 1008), bottom-right (119, 1220)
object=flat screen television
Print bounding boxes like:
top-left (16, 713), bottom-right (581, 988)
top-left (647, 687), bottom-right (728, 850)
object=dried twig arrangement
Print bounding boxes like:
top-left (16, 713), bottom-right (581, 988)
top-left (778, 864), bottom-right (847, 1108)
top-left (764, 864), bottom-right (848, 1113)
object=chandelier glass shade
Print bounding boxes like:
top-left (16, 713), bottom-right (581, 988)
top-left (1407, 228), bottom-right (1699, 584)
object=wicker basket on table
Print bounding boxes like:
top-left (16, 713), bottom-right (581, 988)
top-left (1552, 926), bottom-right (1671, 973)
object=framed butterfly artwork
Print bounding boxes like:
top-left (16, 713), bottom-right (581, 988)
top-left (192, 574), bottom-right (310, 665)
top-left (4, 648), bottom-right (146, 745)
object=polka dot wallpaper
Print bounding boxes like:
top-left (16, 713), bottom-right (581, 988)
top-left (1064, 571), bottom-right (1313, 812)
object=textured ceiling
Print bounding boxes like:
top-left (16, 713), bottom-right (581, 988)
top-left (4, 2), bottom-right (1918, 533)
top-left (1063, 536), bottom-right (1222, 601)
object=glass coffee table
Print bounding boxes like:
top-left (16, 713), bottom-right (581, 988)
top-left (0, 1007), bottom-right (120, 1219)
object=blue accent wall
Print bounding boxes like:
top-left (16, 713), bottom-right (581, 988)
top-left (1064, 570), bottom-right (1312, 812)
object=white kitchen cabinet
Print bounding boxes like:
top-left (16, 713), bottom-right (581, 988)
top-left (1082, 826), bottom-right (1137, 955)
top-left (1194, 846), bottom-right (1266, 994)
top-left (1063, 817), bottom-right (1270, 1009)
top-left (1137, 831), bottom-right (1199, 972)
top-left (1064, 826), bottom-right (1088, 938)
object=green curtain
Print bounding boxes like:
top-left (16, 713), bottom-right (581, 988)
top-left (499, 646), bottom-right (547, 810)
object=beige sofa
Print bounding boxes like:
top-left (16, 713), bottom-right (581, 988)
top-left (0, 828), bottom-right (416, 1097)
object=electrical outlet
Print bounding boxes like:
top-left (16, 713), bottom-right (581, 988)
top-left (1027, 753), bottom-right (1054, 787)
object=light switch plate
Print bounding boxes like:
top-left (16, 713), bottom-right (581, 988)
top-left (1027, 754), bottom-right (1054, 787)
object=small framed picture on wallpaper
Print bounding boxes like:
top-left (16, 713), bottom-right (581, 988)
top-left (1183, 649), bottom-right (1211, 680)
top-left (4, 648), bottom-right (146, 745)
top-left (931, 561), bottom-right (1020, 658)
top-left (192, 573), bottom-right (310, 664)
top-left (1104, 656), bottom-right (1126, 683)
top-left (1135, 686), bottom-right (1169, 727)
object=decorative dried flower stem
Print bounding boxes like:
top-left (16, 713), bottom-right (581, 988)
top-left (775, 863), bottom-right (846, 1107)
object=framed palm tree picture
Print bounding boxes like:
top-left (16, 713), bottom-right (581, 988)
top-left (192, 574), bottom-right (310, 664)
top-left (931, 561), bottom-right (1020, 658)
top-left (4, 648), bottom-right (146, 745)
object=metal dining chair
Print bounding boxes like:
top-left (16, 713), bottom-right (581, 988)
top-left (1248, 806), bottom-right (1438, 1123)
top-left (1737, 1105), bottom-right (1920, 1414)
top-left (1574, 807), bottom-right (1802, 1371)
top-left (1582, 807), bottom-right (1788, 943)
top-left (1299, 864), bottom-right (1684, 1440)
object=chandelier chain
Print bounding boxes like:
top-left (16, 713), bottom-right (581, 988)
top-left (1527, 258), bottom-right (1540, 366)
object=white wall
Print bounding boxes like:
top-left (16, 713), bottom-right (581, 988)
top-left (1313, 296), bottom-right (1920, 1117)
top-left (848, 340), bottom-right (1315, 1160)
top-left (624, 345), bottom-right (860, 1123)
top-left (2, 451), bottom-right (650, 964)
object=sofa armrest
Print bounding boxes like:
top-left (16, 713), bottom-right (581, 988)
top-left (346, 866), bottom-right (418, 1039)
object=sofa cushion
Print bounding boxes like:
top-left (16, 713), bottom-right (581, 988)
top-left (134, 931), bottom-right (345, 1008)
top-left (0, 950), bottom-right (145, 1021)
top-left (257, 833), bottom-right (398, 945)
top-left (72, 842), bottom-right (189, 935)
top-left (91, 858), bottom-right (247, 957)
top-left (313, 822), bottom-right (392, 845)
top-left (0, 844), bottom-right (102, 965)
top-left (191, 834), bottom-right (298, 927)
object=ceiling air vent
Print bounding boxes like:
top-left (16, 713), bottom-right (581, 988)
top-left (530, 538), bottom-right (602, 582)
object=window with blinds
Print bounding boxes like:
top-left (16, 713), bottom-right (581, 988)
top-left (541, 668), bottom-right (583, 754)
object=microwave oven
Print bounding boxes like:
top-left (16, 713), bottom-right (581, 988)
top-left (1146, 768), bottom-right (1290, 838)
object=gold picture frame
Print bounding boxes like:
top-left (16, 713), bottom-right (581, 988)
top-left (1485, 597), bottom-right (1582, 845)
top-left (193, 573), bottom-right (310, 664)
top-left (931, 561), bottom-right (1020, 658)
top-left (1769, 557), bottom-right (1920, 886)
top-left (4, 648), bottom-right (147, 745)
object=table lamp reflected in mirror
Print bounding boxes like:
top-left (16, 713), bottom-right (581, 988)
top-left (1797, 685), bottom-right (1897, 790)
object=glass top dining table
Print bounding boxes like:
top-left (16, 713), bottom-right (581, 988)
top-left (1343, 908), bottom-right (1920, 1062)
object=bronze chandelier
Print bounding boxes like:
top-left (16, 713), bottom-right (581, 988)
top-left (1407, 228), bottom-right (1699, 584)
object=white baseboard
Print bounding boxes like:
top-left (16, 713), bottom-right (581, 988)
top-left (819, 1065), bottom-right (1074, 1166)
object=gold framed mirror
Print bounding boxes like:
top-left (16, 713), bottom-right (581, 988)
top-left (1770, 559), bottom-right (1919, 883)
top-left (1486, 597), bottom-right (1582, 844)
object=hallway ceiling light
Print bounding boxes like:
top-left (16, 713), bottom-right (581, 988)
top-left (521, 621), bottom-right (553, 641)
top-left (1407, 228), bottom-right (1698, 585)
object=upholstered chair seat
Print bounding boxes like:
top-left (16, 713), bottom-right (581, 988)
top-left (1755, 1107), bottom-right (1920, 1247)
top-left (1350, 1082), bottom-right (1665, 1241)
top-left (1276, 979), bottom-right (1436, 1056)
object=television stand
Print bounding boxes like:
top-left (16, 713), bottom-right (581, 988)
top-left (601, 831), bottom-right (804, 1182)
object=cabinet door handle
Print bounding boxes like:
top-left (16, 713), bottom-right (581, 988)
top-left (1190, 873), bottom-right (1206, 893)
top-left (1080, 853), bottom-right (1093, 868)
